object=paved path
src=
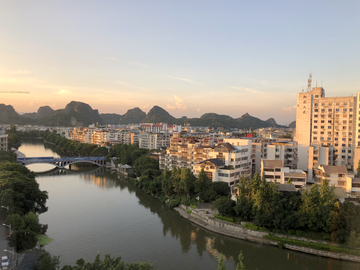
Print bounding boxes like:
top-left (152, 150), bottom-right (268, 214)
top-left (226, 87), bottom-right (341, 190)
top-left (0, 211), bottom-right (16, 269)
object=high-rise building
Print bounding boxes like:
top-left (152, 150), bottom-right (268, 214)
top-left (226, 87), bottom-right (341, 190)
top-left (295, 85), bottom-right (356, 175)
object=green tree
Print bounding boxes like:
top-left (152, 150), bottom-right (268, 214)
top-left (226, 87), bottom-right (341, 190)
top-left (180, 168), bottom-right (195, 195)
top-left (60, 254), bottom-right (154, 270)
top-left (35, 251), bottom-right (60, 270)
top-left (213, 197), bottom-right (236, 217)
top-left (195, 168), bottom-right (210, 199)
top-left (9, 229), bottom-right (37, 251)
top-left (218, 254), bottom-right (227, 270)
top-left (236, 251), bottom-right (245, 270)
top-left (5, 213), bottom-right (24, 230)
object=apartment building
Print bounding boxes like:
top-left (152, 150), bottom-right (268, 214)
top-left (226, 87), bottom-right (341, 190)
top-left (193, 142), bottom-right (251, 187)
top-left (313, 165), bottom-right (352, 192)
top-left (295, 86), bottom-right (356, 172)
top-left (249, 138), bottom-right (298, 176)
top-left (159, 134), bottom-right (214, 171)
top-left (0, 132), bottom-right (8, 151)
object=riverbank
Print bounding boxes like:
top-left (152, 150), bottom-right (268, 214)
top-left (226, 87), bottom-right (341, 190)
top-left (174, 204), bottom-right (360, 263)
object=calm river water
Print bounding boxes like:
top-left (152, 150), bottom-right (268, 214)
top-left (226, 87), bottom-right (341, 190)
top-left (18, 140), bottom-right (359, 270)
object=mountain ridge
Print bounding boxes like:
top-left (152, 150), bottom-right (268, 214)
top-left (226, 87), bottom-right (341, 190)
top-left (1, 101), bottom-right (286, 129)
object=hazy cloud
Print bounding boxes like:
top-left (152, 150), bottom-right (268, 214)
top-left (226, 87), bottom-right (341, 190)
top-left (56, 89), bottom-right (71, 95)
top-left (129, 61), bottom-right (149, 69)
top-left (167, 95), bottom-right (187, 110)
top-left (197, 108), bottom-right (200, 112)
top-left (282, 105), bottom-right (296, 112)
top-left (0, 90), bottom-right (30, 94)
top-left (231, 87), bottom-right (263, 94)
top-left (103, 57), bottom-right (118, 61)
top-left (117, 81), bottom-right (147, 91)
top-left (142, 104), bottom-right (150, 109)
top-left (167, 75), bottom-right (205, 86)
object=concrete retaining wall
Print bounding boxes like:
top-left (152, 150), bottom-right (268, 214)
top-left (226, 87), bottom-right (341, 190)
top-left (175, 204), bottom-right (360, 263)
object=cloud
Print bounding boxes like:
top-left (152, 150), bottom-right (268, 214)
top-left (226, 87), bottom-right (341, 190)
top-left (167, 75), bottom-right (205, 86)
top-left (175, 95), bottom-right (186, 110)
top-left (56, 89), bottom-right (70, 95)
top-left (167, 96), bottom-right (187, 110)
top-left (129, 61), bottom-right (149, 69)
top-left (282, 105), bottom-right (296, 112)
top-left (142, 104), bottom-right (150, 109)
top-left (117, 81), bottom-right (147, 91)
top-left (231, 87), bottom-right (263, 94)
top-left (197, 108), bottom-right (200, 112)
top-left (0, 90), bottom-right (30, 94)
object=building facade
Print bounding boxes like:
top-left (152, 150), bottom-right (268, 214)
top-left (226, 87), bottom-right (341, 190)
top-left (295, 86), bottom-right (357, 173)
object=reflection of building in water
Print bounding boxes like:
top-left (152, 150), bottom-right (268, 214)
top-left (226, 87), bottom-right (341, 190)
top-left (81, 174), bottom-right (116, 188)
top-left (205, 238), bottom-right (232, 261)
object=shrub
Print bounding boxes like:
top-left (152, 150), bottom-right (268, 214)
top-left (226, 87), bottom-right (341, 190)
top-left (244, 223), bottom-right (258, 230)
top-left (168, 199), bottom-right (180, 209)
top-left (295, 230), bottom-right (303, 237)
top-left (214, 214), bottom-right (234, 223)
top-left (186, 209), bottom-right (192, 215)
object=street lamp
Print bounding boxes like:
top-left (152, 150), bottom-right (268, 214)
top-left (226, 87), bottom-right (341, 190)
top-left (1, 206), bottom-right (9, 211)
top-left (2, 223), bottom-right (11, 236)
top-left (4, 249), bottom-right (14, 257)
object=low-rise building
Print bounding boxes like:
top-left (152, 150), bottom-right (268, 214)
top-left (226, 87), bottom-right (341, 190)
top-left (0, 132), bottom-right (8, 151)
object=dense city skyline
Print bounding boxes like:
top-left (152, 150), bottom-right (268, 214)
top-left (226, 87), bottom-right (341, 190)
top-left (1, 1), bottom-right (359, 125)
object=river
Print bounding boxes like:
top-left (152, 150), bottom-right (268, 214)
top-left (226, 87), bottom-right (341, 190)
top-left (18, 140), bottom-right (359, 270)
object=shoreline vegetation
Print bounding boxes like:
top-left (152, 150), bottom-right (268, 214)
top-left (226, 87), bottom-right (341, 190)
top-left (9, 129), bottom-right (360, 266)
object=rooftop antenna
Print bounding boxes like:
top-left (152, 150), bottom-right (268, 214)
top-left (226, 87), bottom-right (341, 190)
top-left (307, 73), bottom-right (312, 92)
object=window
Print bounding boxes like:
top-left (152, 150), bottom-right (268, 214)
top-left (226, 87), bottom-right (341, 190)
top-left (344, 109), bottom-right (347, 112)
top-left (328, 126), bottom-right (331, 129)
top-left (321, 120), bottom-right (325, 123)
top-left (328, 120), bottom-right (332, 123)
top-left (321, 126), bottom-right (324, 129)
top-left (313, 137), bottom-right (317, 140)
top-left (314, 120), bottom-right (318, 123)
top-left (314, 126), bottom-right (318, 129)
top-left (315, 95), bottom-right (319, 98)
top-left (314, 115), bottom-right (318, 118)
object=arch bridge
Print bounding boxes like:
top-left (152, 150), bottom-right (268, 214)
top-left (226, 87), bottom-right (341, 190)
top-left (17, 156), bottom-right (106, 169)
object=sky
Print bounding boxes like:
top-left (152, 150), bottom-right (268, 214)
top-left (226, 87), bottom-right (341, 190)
top-left (0, 1), bottom-right (359, 125)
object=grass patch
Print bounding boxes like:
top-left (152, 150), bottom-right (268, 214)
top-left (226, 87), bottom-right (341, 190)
top-left (190, 203), bottom-right (198, 209)
top-left (186, 209), bottom-right (192, 214)
top-left (264, 235), bottom-right (360, 256)
top-left (37, 235), bottom-right (54, 246)
top-left (244, 223), bottom-right (269, 232)
top-left (214, 215), bottom-right (234, 223)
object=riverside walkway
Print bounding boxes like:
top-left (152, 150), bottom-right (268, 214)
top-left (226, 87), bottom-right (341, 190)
top-left (17, 156), bottom-right (106, 168)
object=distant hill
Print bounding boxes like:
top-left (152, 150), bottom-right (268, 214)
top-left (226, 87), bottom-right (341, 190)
top-left (101, 107), bottom-right (146, 125)
top-left (4, 101), bottom-right (288, 129)
top-left (288, 121), bottom-right (296, 128)
top-left (235, 113), bottom-right (283, 130)
top-left (141, 106), bottom-right (177, 124)
top-left (0, 104), bottom-right (35, 125)
top-left (39, 101), bottom-right (102, 126)
top-left (23, 106), bottom-right (54, 119)
top-left (184, 113), bottom-right (239, 128)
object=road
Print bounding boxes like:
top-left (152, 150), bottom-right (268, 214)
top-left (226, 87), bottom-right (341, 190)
top-left (0, 210), bottom-right (14, 269)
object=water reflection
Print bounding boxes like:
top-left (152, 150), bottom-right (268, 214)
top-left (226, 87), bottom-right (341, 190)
top-left (18, 141), bottom-right (359, 270)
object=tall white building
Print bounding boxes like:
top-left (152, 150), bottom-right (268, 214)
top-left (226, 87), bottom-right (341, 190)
top-left (295, 85), bottom-right (356, 174)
